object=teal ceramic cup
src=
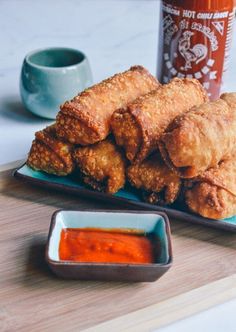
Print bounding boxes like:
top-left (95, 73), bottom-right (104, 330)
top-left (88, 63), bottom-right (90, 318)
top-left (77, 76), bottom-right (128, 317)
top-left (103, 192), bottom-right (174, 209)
top-left (20, 47), bottom-right (93, 119)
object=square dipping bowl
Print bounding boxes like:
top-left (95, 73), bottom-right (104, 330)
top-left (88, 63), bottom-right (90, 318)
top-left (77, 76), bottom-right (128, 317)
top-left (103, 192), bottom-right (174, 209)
top-left (46, 210), bottom-right (173, 282)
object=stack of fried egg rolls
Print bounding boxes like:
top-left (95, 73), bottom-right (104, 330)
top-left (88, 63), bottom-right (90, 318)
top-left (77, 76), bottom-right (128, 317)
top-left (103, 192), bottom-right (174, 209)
top-left (184, 158), bottom-right (236, 219)
top-left (56, 66), bottom-right (160, 145)
top-left (73, 139), bottom-right (126, 194)
top-left (111, 78), bottom-right (208, 163)
top-left (27, 125), bottom-right (74, 176)
top-left (26, 65), bottom-right (236, 220)
top-left (127, 153), bottom-right (181, 205)
top-left (159, 93), bottom-right (236, 178)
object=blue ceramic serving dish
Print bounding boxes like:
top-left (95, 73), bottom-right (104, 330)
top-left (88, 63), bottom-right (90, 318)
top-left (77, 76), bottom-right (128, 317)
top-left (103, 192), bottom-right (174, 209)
top-left (14, 165), bottom-right (236, 232)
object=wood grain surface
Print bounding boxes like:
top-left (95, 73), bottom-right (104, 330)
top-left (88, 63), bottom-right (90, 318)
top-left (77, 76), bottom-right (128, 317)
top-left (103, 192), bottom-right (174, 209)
top-left (84, 274), bottom-right (236, 332)
top-left (1, 167), bottom-right (236, 332)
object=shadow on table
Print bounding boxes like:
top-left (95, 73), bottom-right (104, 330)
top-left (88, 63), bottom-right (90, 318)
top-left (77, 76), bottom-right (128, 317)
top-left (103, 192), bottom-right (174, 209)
top-left (25, 235), bottom-right (52, 279)
top-left (0, 96), bottom-right (51, 124)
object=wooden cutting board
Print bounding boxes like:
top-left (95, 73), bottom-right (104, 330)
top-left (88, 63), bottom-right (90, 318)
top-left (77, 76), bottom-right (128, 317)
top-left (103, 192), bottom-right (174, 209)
top-left (1, 162), bottom-right (236, 332)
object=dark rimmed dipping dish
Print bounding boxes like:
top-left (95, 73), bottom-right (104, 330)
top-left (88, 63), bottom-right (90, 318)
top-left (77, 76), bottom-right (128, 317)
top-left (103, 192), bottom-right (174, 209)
top-left (45, 209), bottom-right (173, 282)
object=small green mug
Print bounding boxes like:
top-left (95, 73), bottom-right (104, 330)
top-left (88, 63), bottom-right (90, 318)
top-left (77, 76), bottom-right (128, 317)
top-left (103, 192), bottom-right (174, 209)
top-left (20, 47), bottom-right (93, 119)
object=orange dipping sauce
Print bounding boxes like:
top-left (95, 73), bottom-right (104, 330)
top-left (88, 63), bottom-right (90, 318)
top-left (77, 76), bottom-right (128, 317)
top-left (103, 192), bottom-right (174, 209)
top-left (59, 228), bottom-right (157, 264)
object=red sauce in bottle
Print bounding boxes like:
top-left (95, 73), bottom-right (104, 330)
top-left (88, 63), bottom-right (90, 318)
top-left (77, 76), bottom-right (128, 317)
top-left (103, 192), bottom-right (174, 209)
top-left (158, 0), bottom-right (235, 100)
top-left (59, 228), bottom-right (158, 264)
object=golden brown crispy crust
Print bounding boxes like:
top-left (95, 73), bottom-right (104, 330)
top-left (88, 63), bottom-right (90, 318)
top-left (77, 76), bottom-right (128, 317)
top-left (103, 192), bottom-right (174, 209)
top-left (127, 153), bottom-right (181, 205)
top-left (55, 113), bottom-right (100, 145)
top-left (110, 110), bottom-right (142, 162)
top-left (185, 158), bottom-right (236, 219)
top-left (73, 139), bottom-right (126, 194)
top-left (27, 125), bottom-right (74, 176)
top-left (111, 78), bottom-right (208, 164)
top-left (56, 66), bottom-right (159, 145)
top-left (159, 93), bottom-right (236, 178)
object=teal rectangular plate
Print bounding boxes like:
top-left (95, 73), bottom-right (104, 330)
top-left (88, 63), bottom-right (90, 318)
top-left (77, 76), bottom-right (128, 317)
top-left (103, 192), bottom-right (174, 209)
top-left (14, 164), bottom-right (236, 232)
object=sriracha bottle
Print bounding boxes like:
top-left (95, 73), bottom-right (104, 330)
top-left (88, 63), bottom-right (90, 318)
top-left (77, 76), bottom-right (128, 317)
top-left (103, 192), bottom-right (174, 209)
top-left (157, 0), bottom-right (235, 100)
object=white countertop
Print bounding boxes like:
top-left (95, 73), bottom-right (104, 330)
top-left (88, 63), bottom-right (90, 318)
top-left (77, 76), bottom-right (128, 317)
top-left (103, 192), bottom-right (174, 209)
top-left (1, 0), bottom-right (236, 331)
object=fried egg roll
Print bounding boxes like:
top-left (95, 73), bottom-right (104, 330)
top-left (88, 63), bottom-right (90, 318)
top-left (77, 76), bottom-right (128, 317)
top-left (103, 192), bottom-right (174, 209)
top-left (159, 93), bottom-right (236, 178)
top-left (111, 78), bottom-right (207, 164)
top-left (27, 125), bottom-right (74, 176)
top-left (56, 66), bottom-right (159, 145)
top-left (73, 139), bottom-right (126, 194)
top-left (185, 158), bottom-right (236, 220)
top-left (127, 154), bottom-right (181, 205)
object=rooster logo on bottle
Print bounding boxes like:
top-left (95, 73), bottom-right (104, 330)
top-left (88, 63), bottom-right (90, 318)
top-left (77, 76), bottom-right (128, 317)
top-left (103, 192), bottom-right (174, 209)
top-left (178, 31), bottom-right (208, 71)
